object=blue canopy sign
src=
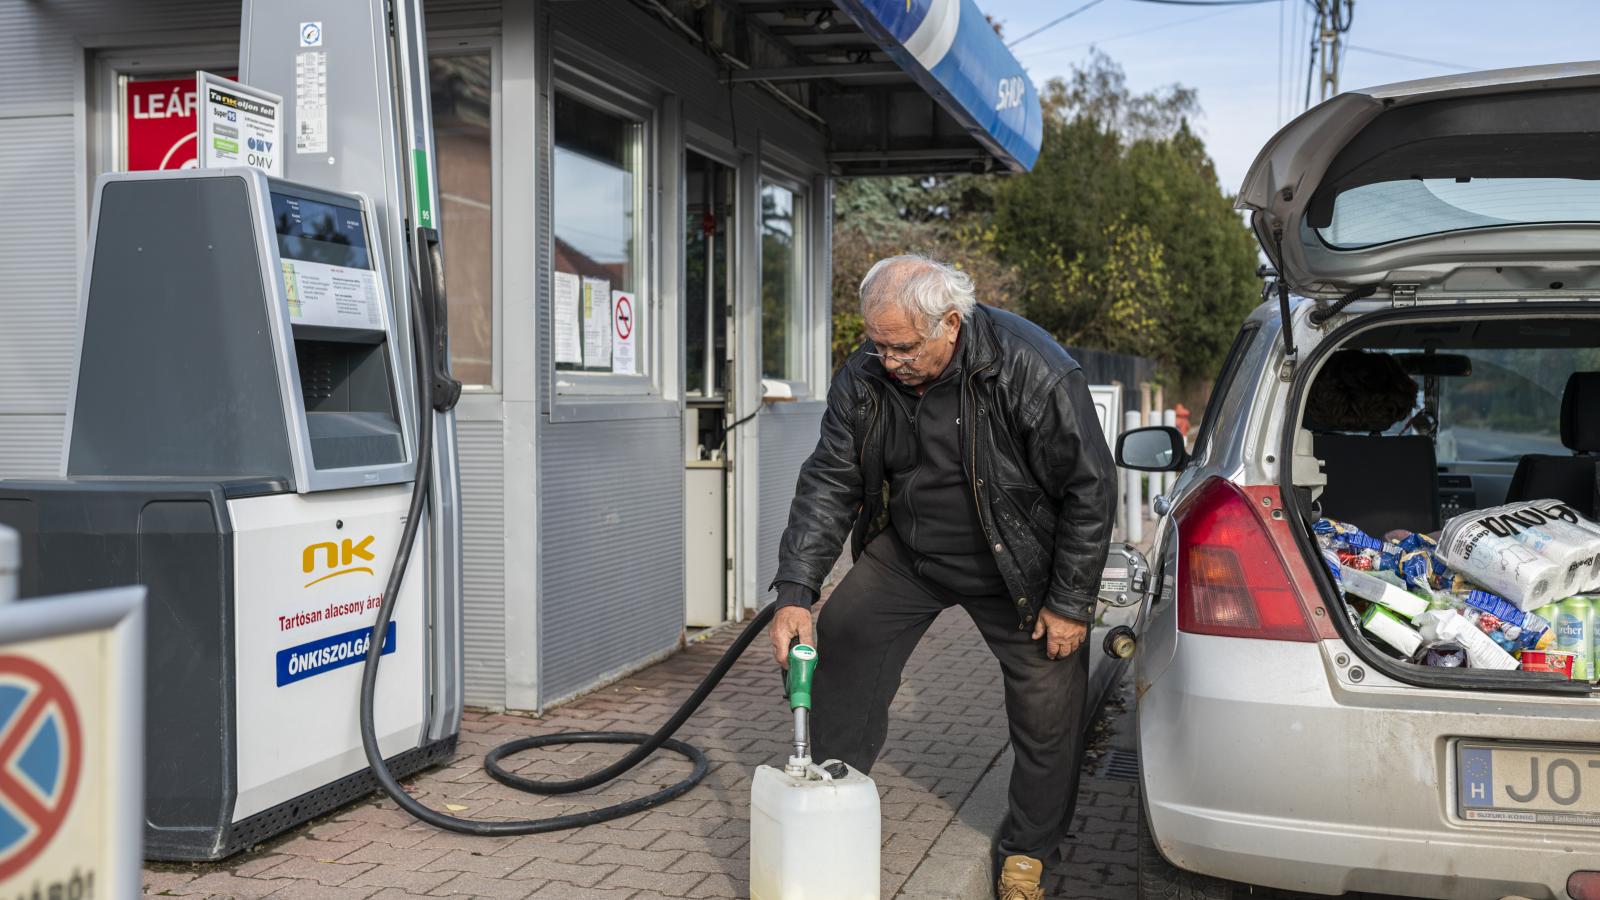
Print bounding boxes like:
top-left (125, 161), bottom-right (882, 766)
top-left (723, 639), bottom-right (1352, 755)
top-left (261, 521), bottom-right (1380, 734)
top-left (835, 0), bottom-right (1043, 172)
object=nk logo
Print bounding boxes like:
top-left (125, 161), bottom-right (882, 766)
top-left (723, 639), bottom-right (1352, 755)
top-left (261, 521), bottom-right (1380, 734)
top-left (0, 656), bottom-right (82, 882)
top-left (302, 535), bottom-right (377, 587)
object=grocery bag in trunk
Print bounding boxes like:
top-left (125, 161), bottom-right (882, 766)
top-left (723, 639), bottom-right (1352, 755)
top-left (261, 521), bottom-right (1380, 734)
top-left (1437, 500), bottom-right (1600, 610)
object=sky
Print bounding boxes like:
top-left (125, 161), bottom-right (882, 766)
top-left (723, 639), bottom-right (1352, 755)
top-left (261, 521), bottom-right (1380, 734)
top-left (981, 0), bottom-right (1600, 194)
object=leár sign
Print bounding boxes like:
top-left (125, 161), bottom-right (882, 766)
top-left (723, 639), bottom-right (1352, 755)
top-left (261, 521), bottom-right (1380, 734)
top-left (123, 73), bottom-right (236, 171)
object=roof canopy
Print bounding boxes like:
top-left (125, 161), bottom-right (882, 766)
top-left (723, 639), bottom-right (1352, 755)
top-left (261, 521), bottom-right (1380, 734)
top-left (645, 0), bottom-right (1043, 176)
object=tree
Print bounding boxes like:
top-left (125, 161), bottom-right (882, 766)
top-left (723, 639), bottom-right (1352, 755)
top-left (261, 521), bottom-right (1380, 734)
top-left (987, 52), bottom-right (1260, 389)
top-left (831, 51), bottom-right (1261, 391)
top-left (829, 176), bottom-right (1018, 369)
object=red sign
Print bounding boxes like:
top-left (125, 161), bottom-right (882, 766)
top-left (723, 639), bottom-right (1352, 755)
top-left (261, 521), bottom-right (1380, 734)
top-left (0, 655), bottom-right (83, 882)
top-left (614, 295), bottom-right (634, 341)
top-left (123, 73), bottom-right (235, 171)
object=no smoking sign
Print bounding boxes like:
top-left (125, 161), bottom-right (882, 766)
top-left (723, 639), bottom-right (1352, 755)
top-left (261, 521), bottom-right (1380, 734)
top-left (0, 655), bottom-right (82, 882)
top-left (614, 295), bottom-right (634, 340)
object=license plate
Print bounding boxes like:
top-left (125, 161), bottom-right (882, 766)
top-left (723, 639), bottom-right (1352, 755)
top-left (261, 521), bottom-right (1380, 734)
top-left (1457, 742), bottom-right (1600, 826)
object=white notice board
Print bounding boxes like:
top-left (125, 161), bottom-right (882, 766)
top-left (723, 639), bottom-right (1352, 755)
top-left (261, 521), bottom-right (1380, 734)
top-left (1088, 384), bottom-right (1122, 453)
top-left (196, 70), bottom-right (283, 177)
top-left (0, 588), bottom-right (144, 898)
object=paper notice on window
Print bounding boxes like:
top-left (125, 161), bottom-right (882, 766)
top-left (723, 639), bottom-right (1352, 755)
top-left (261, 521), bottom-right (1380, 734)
top-left (582, 277), bottom-right (612, 369)
top-left (553, 272), bottom-right (583, 365)
top-left (281, 259), bottom-right (381, 329)
top-left (611, 290), bottom-right (637, 375)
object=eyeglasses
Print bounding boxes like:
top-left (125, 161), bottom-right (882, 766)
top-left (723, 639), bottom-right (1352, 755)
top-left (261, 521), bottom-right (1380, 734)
top-left (864, 343), bottom-right (926, 366)
top-left (864, 313), bottom-right (957, 366)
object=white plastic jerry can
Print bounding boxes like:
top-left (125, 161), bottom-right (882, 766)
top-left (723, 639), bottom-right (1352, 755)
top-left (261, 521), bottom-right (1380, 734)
top-left (749, 758), bottom-right (880, 900)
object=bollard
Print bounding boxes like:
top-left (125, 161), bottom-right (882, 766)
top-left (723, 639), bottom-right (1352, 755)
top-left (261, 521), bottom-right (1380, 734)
top-left (1163, 408), bottom-right (1179, 495)
top-left (1123, 410), bottom-right (1143, 543)
top-left (0, 523), bottom-right (16, 605)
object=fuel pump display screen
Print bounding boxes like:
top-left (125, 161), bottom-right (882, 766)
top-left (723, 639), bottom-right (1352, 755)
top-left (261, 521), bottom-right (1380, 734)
top-left (273, 191), bottom-right (383, 330)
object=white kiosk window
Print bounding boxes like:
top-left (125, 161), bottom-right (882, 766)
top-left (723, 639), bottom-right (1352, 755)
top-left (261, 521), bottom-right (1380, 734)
top-left (429, 49), bottom-right (497, 389)
top-left (761, 181), bottom-right (807, 386)
top-left (552, 87), bottom-right (651, 390)
top-left (90, 46), bottom-right (235, 178)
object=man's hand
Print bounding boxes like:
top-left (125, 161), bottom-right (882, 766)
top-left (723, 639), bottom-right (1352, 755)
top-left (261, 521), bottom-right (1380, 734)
top-left (1031, 608), bottom-right (1087, 660)
top-left (771, 606), bottom-right (816, 668)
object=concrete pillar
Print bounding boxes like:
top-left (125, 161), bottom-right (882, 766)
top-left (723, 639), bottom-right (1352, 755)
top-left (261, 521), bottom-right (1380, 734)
top-left (0, 524), bottom-right (16, 605)
top-left (1163, 408), bottom-right (1179, 494)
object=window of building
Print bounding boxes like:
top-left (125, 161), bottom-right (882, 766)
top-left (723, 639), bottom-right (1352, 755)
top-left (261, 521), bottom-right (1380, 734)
top-left (760, 182), bottom-right (805, 383)
top-left (553, 89), bottom-right (646, 380)
top-left (686, 151), bottom-right (733, 399)
top-left (429, 50), bottom-right (496, 388)
top-left (92, 46), bottom-right (236, 179)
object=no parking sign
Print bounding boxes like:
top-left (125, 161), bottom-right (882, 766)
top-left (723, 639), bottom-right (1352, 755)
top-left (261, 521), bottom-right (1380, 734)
top-left (0, 587), bottom-right (143, 898)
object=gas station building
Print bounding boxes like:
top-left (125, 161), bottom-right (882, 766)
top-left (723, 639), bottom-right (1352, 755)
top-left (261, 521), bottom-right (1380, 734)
top-left (0, 0), bottom-right (1041, 712)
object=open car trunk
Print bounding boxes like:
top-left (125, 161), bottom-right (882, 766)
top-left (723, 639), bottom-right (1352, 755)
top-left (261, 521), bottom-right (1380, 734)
top-left (1281, 306), bottom-right (1600, 695)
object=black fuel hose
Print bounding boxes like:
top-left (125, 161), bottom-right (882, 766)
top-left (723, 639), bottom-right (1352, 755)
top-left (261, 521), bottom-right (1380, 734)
top-left (355, 252), bottom-right (776, 835)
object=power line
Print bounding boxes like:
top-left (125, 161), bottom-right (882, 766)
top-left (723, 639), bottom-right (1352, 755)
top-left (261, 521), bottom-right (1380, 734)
top-left (1007, 0), bottom-right (1108, 48)
top-left (1015, 4), bottom-right (1251, 58)
top-left (1125, 0), bottom-right (1281, 5)
top-left (1347, 44), bottom-right (1473, 71)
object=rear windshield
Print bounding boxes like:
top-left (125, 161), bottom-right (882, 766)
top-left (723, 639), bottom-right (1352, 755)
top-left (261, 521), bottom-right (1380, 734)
top-left (1437, 347), bottom-right (1593, 463)
top-left (1316, 178), bottom-right (1600, 249)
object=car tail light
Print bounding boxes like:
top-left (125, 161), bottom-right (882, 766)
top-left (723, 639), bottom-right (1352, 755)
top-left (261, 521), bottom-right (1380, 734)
top-left (1571, 871), bottom-right (1600, 900)
top-left (1176, 477), bottom-right (1317, 642)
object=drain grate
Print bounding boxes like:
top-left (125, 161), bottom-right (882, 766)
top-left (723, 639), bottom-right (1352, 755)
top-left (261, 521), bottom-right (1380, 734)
top-left (1099, 749), bottom-right (1140, 783)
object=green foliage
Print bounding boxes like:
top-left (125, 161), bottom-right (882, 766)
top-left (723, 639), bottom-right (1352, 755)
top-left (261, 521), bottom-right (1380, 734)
top-left (988, 53), bottom-right (1260, 386)
top-left (830, 177), bottom-right (1018, 369)
top-left (831, 51), bottom-right (1262, 389)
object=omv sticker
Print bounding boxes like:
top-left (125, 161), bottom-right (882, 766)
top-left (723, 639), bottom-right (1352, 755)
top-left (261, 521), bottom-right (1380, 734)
top-left (276, 623), bottom-right (395, 687)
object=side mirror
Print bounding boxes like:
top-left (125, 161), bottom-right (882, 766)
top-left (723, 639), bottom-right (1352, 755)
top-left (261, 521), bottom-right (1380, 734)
top-left (1115, 426), bottom-right (1187, 472)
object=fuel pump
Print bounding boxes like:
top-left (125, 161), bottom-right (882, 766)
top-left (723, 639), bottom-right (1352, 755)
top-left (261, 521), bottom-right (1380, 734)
top-left (0, 169), bottom-right (457, 860)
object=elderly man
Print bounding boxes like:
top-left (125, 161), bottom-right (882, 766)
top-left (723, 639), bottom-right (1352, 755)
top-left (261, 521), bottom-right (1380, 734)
top-left (769, 254), bottom-right (1116, 900)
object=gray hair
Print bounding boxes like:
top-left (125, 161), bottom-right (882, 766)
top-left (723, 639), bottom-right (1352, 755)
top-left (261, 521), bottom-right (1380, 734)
top-left (859, 254), bottom-right (977, 337)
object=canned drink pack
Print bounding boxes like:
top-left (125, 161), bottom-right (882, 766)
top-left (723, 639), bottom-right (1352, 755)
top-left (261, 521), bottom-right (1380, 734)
top-left (1552, 596), bottom-right (1596, 681)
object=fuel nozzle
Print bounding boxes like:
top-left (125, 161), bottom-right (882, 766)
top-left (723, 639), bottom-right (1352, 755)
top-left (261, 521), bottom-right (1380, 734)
top-left (785, 644), bottom-right (818, 775)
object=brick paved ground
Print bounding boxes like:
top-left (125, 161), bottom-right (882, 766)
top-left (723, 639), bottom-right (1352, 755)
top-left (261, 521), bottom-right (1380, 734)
top-left (143, 577), bottom-right (1148, 900)
top-left (1046, 683), bottom-right (1137, 900)
top-left (143, 600), bottom-right (1023, 899)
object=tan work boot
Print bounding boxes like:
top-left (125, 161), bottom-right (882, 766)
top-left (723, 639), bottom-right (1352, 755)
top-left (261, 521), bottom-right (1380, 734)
top-left (996, 853), bottom-right (1045, 900)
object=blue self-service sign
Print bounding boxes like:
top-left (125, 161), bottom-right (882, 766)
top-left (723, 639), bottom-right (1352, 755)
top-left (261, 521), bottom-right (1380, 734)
top-left (276, 622), bottom-right (395, 687)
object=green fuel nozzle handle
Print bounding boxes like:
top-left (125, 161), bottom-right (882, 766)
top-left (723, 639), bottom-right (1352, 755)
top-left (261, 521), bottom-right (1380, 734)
top-left (786, 644), bottom-right (817, 710)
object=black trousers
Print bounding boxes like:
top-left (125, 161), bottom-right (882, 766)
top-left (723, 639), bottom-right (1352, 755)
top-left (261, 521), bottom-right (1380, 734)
top-left (811, 533), bottom-right (1090, 863)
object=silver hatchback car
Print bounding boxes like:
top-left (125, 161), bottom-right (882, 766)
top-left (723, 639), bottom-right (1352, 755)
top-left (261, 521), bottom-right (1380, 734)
top-left (1112, 62), bottom-right (1600, 900)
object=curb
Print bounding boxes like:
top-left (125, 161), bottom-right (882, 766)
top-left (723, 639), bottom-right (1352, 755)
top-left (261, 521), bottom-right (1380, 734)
top-left (896, 746), bottom-right (1013, 899)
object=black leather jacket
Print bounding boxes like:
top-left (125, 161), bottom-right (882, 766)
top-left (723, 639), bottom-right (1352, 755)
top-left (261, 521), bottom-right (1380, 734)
top-left (774, 305), bottom-right (1118, 627)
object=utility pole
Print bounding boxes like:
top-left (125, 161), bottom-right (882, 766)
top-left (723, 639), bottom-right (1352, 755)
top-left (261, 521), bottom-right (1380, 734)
top-left (1317, 0), bottom-right (1353, 103)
